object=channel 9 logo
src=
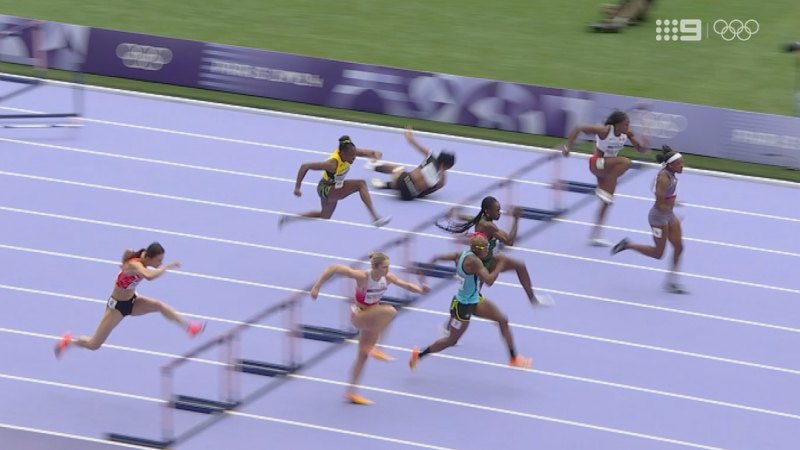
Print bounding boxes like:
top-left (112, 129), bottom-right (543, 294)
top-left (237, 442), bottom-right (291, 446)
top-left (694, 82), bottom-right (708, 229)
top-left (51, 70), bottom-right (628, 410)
top-left (656, 19), bottom-right (759, 42)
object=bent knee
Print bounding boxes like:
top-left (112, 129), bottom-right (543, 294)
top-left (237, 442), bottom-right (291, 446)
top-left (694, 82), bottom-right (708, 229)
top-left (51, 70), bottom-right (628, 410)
top-left (86, 341), bottom-right (103, 351)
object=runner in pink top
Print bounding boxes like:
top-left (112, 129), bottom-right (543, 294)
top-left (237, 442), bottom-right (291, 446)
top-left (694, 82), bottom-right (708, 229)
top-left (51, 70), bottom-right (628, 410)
top-left (310, 251), bottom-right (429, 405)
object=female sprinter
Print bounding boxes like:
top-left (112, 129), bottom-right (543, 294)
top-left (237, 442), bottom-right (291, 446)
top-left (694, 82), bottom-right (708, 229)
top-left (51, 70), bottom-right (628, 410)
top-left (54, 242), bottom-right (205, 357)
top-left (409, 234), bottom-right (533, 369)
top-left (612, 146), bottom-right (687, 294)
top-left (280, 135), bottom-right (391, 228)
top-left (438, 196), bottom-right (550, 305)
top-left (562, 111), bottom-right (649, 246)
top-left (310, 251), bottom-right (429, 405)
top-left (365, 126), bottom-right (456, 200)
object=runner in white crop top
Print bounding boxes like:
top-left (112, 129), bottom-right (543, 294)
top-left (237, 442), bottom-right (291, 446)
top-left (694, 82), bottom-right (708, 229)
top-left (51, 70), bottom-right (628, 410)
top-left (562, 111), bottom-right (649, 246)
top-left (310, 251), bottom-right (429, 405)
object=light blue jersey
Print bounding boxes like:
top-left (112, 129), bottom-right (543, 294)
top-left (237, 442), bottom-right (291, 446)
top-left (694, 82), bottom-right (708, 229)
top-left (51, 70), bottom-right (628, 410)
top-left (455, 251), bottom-right (480, 304)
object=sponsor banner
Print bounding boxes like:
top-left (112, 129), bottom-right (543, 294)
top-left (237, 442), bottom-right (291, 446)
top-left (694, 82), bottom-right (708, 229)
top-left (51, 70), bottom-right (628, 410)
top-left (1, 16), bottom-right (797, 170)
top-left (198, 43), bottom-right (596, 137)
top-left (592, 93), bottom-right (727, 158)
top-left (0, 15), bottom-right (90, 70)
top-left (593, 93), bottom-right (800, 169)
top-left (83, 28), bottom-right (204, 85)
top-left (722, 110), bottom-right (800, 169)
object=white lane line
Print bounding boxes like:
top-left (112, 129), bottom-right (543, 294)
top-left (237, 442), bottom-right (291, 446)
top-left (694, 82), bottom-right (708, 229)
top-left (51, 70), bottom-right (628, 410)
top-left (2, 80), bottom-right (797, 191)
top-left (0, 422), bottom-right (151, 449)
top-left (0, 282), bottom-right (800, 375)
top-left (0, 178), bottom-right (797, 294)
top-left (0, 373), bottom-right (453, 450)
top-left (1, 127), bottom-right (798, 223)
top-left (0, 344), bottom-right (726, 450)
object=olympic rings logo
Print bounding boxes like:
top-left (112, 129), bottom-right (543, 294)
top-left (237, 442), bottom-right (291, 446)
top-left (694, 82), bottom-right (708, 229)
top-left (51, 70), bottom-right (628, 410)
top-left (116, 43), bottom-right (173, 71)
top-left (712, 19), bottom-right (759, 41)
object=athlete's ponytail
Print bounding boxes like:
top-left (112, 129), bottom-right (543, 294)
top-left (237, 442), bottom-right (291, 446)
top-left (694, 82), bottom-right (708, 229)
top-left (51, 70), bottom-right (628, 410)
top-left (122, 248), bottom-right (145, 262)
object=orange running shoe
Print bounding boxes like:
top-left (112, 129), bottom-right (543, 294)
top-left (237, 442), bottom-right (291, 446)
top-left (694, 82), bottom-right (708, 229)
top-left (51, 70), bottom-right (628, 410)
top-left (346, 393), bottom-right (373, 405)
top-left (187, 321), bottom-right (205, 337)
top-left (510, 355), bottom-right (532, 369)
top-left (54, 331), bottom-right (72, 358)
top-left (370, 348), bottom-right (394, 361)
top-left (409, 346), bottom-right (420, 371)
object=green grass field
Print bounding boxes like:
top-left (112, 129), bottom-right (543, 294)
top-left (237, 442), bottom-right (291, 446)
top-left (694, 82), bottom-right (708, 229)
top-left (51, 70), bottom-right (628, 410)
top-left (1, 1), bottom-right (799, 182)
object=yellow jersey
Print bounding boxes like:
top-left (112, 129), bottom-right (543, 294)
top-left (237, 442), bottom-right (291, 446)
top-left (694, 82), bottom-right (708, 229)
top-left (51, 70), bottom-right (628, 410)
top-left (321, 150), bottom-right (350, 188)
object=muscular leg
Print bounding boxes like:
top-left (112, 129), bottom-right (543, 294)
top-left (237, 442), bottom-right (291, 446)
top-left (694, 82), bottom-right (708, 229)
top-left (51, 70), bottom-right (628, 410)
top-left (411, 307), bottom-right (471, 370)
top-left (486, 255), bottom-right (535, 302)
top-left (328, 180), bottom-right (382, 221)
top-left (474, 299), bottom-right (517, 359)
top-left (131, 295), bottom-right (189, 327)
top-left (65, 307), bottom-right (125, 353)
top-left (620, 223), bottom-right (668, 259)
top-left (346, 306), bottom-right (397, 403)
top-left (664, 217), bottom-right (686, 292)
top-left (590, 157), bottom-right (631, 242)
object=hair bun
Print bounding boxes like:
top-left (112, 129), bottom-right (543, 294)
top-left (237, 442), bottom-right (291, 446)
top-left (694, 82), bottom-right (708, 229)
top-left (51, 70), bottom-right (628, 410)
top-left (339, 135), bottom-right (351, 143)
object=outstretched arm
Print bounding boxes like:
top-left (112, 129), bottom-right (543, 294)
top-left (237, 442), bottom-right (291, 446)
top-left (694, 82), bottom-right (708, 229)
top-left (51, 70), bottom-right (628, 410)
top-left (429, 252), bottom-right (461, 264)
top-left (404, 126), bottom-right (432, 157)
top-left (294, 159), bottom-right (337, 196)
top-left (386, 272), bottom-right (430, 294)
top-left (127, 259), bottom-right (180, 281)
top-left (310, 264), bottom-right (365, 299)
top-left (355, 148), bottom-right (383, 160)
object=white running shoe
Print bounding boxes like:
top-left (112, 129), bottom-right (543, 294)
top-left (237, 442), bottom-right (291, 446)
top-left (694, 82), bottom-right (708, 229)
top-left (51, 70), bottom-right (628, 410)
top-left (370, 178), bottom-right (386, 189)
top-left (590, 238), bottom-right (613, 247)
top-left (664, 282), bottom-right (689, 295)
top-left (372, 216), bottom-right (392, 227)
top-left (532, 293), bottom-right (556, 307)
top-left (364, 159), bottom-right (382, 171)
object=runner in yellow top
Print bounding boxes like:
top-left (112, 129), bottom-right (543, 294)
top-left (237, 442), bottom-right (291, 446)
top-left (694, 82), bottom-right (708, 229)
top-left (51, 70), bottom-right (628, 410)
top-left (280, 135), bottom-right (391, 228)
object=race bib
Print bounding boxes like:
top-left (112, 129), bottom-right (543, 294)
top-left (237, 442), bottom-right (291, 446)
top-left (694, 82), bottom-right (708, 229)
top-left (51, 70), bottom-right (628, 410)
top-left (651, 227), bottom-right (663, 238)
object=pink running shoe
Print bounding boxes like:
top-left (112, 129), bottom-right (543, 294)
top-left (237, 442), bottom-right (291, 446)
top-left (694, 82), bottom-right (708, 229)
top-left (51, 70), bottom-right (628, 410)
top-left (187, 322), bottom-right (206, 337)
top-left (509, 355), bottom-right (532, 369)
top-left (409, 346), bottom-right (420, 371)
top-left (54, 332), bottom-right (72, 358)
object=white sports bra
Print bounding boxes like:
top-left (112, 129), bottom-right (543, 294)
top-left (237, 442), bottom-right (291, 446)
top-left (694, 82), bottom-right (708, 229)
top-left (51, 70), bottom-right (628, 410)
top-left (595, 125), bottom-right (628, 157)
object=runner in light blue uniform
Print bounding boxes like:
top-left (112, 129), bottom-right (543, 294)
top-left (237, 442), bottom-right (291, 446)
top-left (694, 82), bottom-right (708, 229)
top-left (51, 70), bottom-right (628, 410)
top-left (409, 233), bottom-right (533, 370)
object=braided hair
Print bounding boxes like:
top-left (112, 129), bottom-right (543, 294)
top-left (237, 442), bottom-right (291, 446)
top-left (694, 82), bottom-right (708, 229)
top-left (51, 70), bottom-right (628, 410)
top-left (436, 196), bottom-right (498, 234)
